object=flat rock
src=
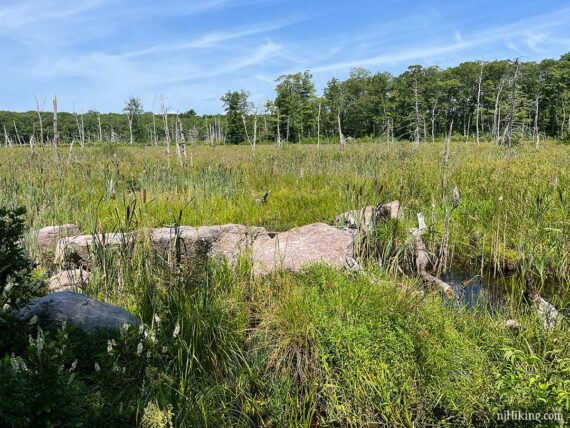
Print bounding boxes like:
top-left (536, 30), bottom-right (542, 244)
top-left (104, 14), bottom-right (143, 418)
top-left (252, 222), bottom-right (355, 275)
top-left (48, 269), bottom-right (92, 293)
top-left (35, 224), bottom-right (80, 249)
top-left (334, 200), bottom-right (401, 230)
top-left (55, 233), bottom-right (134, 266)
top-left (16, 292), bottom-right (139, 333)
top-left (151, 224), bottom-right (267, 264)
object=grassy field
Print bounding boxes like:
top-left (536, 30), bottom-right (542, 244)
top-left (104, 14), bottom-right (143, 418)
top-left (0, 140), bottom-right (569, 426)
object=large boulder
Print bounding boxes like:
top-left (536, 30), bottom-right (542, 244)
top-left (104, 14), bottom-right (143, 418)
top-left (48, 269), bottom-right (92, 293)
top-left (55, 233), bottom-right (134, 267)
top-left (334, 200), bottom-right (401, 230)
top-left (151, 224), bottom-right (267, 264)
top-left (35, 224), bottom-right (80, 249)
top-left (252, 223), bottom-right (356, 275)
top-left (16, 292), bottom-right (139, 333)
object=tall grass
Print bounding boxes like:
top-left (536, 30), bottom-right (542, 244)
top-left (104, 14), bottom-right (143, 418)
top-left (0, 140), bottom-right (569, 426)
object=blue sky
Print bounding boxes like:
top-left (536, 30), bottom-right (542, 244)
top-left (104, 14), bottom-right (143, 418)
top-left (1, 0), bottom-right (570, 113)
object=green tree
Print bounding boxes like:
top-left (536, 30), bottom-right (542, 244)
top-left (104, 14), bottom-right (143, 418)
top-left (123, 97), bottom-right (144, 144)
top-left (275, 71), bottom-right (316, 143)
top-left (221, 90), bottom-right (250, 145)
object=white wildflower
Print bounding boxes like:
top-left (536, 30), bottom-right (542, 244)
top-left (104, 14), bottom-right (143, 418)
top-left (70, 359), bottom-right (77, 372)
top-left (10, 354), bottom-right (19, 373)
top-left (94, 362), bottom-right (101, 372)
top-left (136, 341), bottom-right (144, 356)
top-left (153, 314), bottom-right (161, 324)
top-left (172, 322), bottom-right (180, 339)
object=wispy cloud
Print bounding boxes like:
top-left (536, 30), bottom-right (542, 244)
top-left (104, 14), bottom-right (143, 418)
top-left (1, 0), bottom-right (569, 113)
top-left (307, 6), bottom-right (570, 74)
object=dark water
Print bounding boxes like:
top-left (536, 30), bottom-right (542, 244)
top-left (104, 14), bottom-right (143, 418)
top-left (443, 271), bottom-right (510, 311)
top-left (442, 271), bottom-right (569, 315)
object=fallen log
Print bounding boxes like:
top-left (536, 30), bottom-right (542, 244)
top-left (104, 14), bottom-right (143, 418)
top-left (410, 213), bottom-right (454, 297)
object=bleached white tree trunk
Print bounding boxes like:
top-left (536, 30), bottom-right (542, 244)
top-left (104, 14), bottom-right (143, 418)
top-left (338, 110), bottom-right (345, 152)
top-left (492, 78), bottom-right (505, 144)
top-left (53, 96), bottom-right (59, 160)
top-left (534, 96), bottom-right (540, 149)
top-left (3, 124), bottom-right (12, 147)
top-left (475, 61), bottom-right (485, 145)
top-left (96, 112), bottom-right (103, 143)
top-left (413, 70), bottom-right (421, 146)
top-left (160, 97), bottom-right (170, 156)
top-left (35, 96), bottom-right (44, 145)
top-left (317, 102), bottom-right (321, 148)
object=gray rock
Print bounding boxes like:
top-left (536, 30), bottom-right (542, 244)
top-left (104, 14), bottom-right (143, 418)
top-left (151, 224), bottom-right (267, 264)
top-left (16, 292), bottom-right (139, 333)
top-left (35, 224), bottom-right (80, 249)
top-left (48, 269), bottom-right (92, 293)
top-left (252, 222), bottom-right (356, 275)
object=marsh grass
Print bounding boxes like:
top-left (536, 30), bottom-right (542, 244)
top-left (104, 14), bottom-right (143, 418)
top-left (0, 140), bottom-right (569, 426)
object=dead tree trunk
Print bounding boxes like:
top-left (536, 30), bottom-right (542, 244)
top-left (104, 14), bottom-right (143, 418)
top-left (410, 213), bottom-right (454, 296)
top-left (176, 115), bottom-right (187, 165)
top-left (160, 99), bottom-right (170, 156)
top-left (534, 95), bottom-right (540, 149)
top-left (53, 96), bottom-right (59, 160)
top-left (276, 112), bottom-right (282, 147)
top-left (476, 62), bottom-right (484, 145)
top-left (444, 119), bottom-right (453, 166)
top-left (127, 112), bottom-right (134, 144)
top-left (430, 104), bottom-right (438, 143)
top-left (504, 60), bottom-right (520, 149)
top-left (35, 96), bottom-right (44, 145)
top-left (338, 110), bottom-right (346, 152)
top-left (317, 102), bottom-right (321, 148)
top-left (492, 79), bottom-right (505, 144)
top-left (413, 70), bottom-right (421, 146)
top-left (252, 110), bottom-right (258, 153)
top-left (96, 112), bottom-right (103, 143)
top-left (3, 124), bottom-right (12, 147)
top-left (13, 121), bottom-right (23, 145)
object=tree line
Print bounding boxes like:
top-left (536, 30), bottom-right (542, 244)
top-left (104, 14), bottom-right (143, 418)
top-left (2, 53), bottom-right (569, 148)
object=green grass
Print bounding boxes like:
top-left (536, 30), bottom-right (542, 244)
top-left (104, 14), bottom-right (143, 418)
top-left (0, 140), bottom-right (569, 426)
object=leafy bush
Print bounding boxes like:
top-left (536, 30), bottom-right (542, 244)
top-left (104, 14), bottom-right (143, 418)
top-left (0, 206), bottom-right (44, 310)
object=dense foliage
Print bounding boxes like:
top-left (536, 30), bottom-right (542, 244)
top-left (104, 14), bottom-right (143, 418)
top-left (2, 54), bottom-right (570, 146)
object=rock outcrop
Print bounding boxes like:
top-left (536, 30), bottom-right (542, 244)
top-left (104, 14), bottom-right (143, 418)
top-left (16, 292), bottom-right (139, 333)
top-left (48, 269), bottom-right (92, 293)
top-left (35, 224), bottom-right (80, 249)
top-left (252, 223), bottom-right (355, 275)
top-left (151, 224), bottom-right (267, 264)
